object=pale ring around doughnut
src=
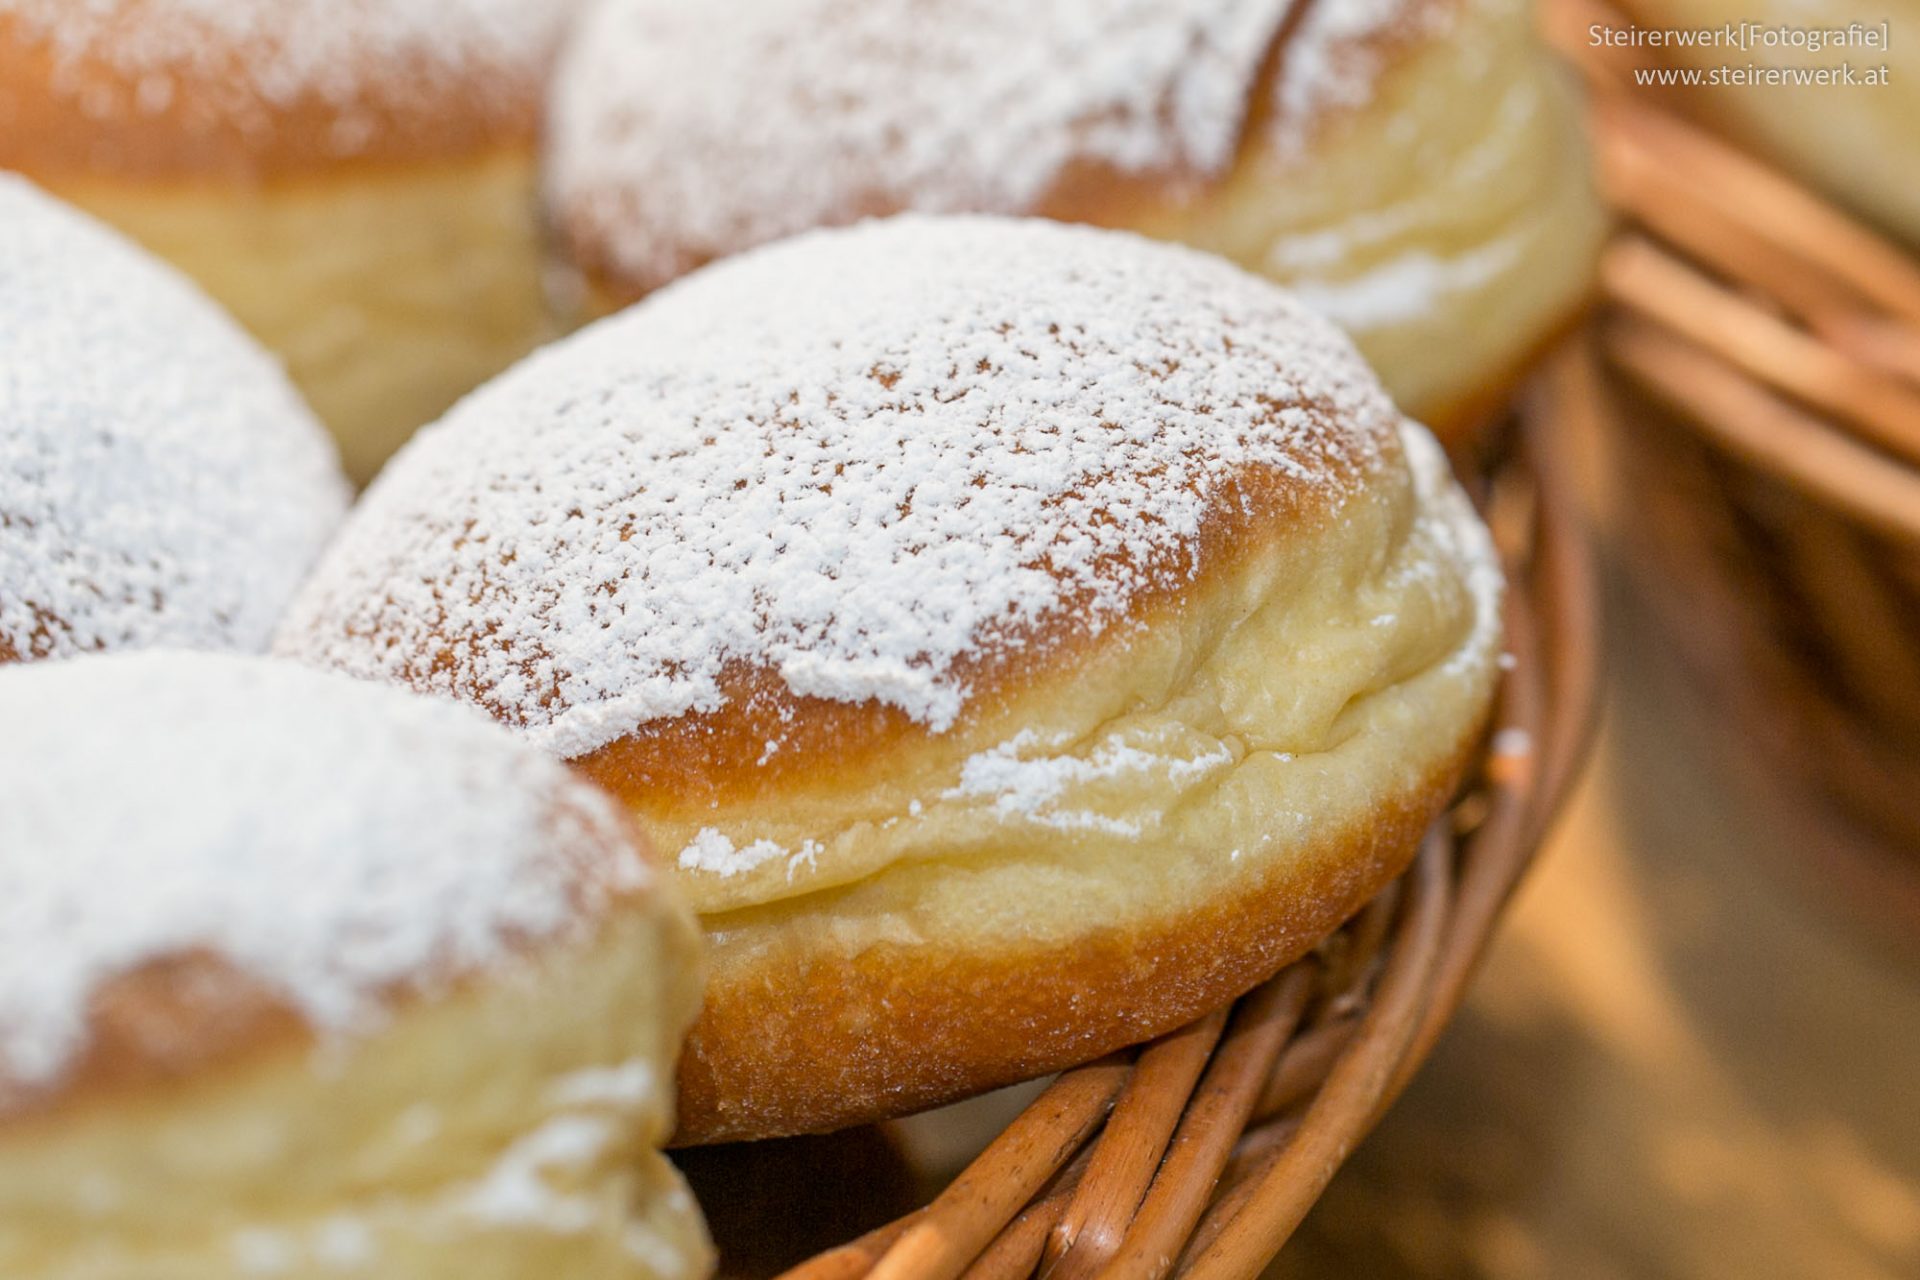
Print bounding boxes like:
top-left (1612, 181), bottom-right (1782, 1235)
top-left (277, 216), bottom-right (1507, 1143)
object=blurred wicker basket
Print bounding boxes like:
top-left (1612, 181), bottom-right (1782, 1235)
top-left (676, 406), bottom-right (1599, 1280)
top-left (1542, 0), bottom-right (1920, 935)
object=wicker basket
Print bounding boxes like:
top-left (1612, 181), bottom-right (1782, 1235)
top-left (1544, 0), bottom-right (1920, 935)
top-left (676, 407), bottom-right (1599, 1280)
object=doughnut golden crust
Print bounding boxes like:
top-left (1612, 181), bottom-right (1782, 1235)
top-left (277, 217), bottom-right (1506, 1143)
top-left (1615, 0), bottom-right (1920, 242)
top-left (0, 176), bottom-right (346, 664)
top-left (0, 653), bottom-right (711, 1279)
top-left (0, 0), bottom-right (573, 483)
top-left (547, 0), bottom-right (1607, 439)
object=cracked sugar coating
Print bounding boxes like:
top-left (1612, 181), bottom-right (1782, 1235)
top-left (0, 176), bottom-right (346, 662)
top-left (548, 0), bottom-right (1436, 291)
top-left (281, 216), bottom-right (1405, 760)
top-left (0, 651), bottom-right (653, 1101)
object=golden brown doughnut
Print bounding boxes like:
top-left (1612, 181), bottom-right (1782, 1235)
top-left (0, 0), bottom-right (579, 483)
top-left (545, 0), bottom-right (1607, 439)
top-left (0, 175), bottom-right (346, 664)
top-left (277, 216), bottom-right (1506, 1142)
top-left (0, 652), bottom-right (711, 1278)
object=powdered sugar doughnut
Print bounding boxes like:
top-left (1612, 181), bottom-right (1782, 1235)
top-left (0, 0), bottom-right (582, 483)
top-left (546, 0), bottom-right (1606, 438)
top-left (0, 176), bottom-right (345, 664)
top-left (278, 216), bottom-right (1505, 1142)
top-left (0, 0), bottom-right (563, 173)
top-left (0, 651), bottom-right (709, 1278)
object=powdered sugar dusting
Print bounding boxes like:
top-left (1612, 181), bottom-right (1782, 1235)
top-left (676, 831), bottom-right (825, 881)
top-left (1268, 0), bottom-right (1452, 157)
top-left (945, 729), bottom-right (1236, 837)
top-left (0, 176), bottom-right (346, 661)
top-left (549, 0), bottom-right (1296, 290)
top-left (549, 0), bottom-right (1433, 292)
top-left (1, 0), bottom-right (567, 149)
top-left (278, 216), bottom-right (1402, 759)
top-left (0, 652), bottom-right (651, 1095)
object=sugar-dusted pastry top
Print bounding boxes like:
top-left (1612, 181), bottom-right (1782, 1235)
top-left (548, 0), bottom-right (1448, 292)
top-left (0, 652), bottom-right (655, 1115)
top-left (279, 215), bottom-right (1406, 762)
top-left (0, 176), bottom-right (346, 662)
top-left (0, 0), bottom-right (575, 174)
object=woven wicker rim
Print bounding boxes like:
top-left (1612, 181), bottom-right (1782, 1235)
top-left (1542, 0), bottom-right (1920, 925)
top-left (765, 408), bottom-right (1600, 1280)
top-left (1545, 0), bottom-right (1920, 551)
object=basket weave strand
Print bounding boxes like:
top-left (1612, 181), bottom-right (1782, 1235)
top-left (1544, 0), bottom-right (1920, 930)
top-left (766, 408), bottom-right (1596, 1280)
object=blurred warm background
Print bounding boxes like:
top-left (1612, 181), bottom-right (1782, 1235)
top-left (1273, 571), bottom-right (1920, 1279)
top-left (679, 408), bottom-right (1920, 1280)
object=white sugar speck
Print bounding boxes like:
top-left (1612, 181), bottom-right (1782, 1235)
top-left (676, 829), bottom-right (788, 879)
top-left (945, 730), bottom-right (1234, 835)
top-left (1492, 726), bottom-right (1533, 759)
